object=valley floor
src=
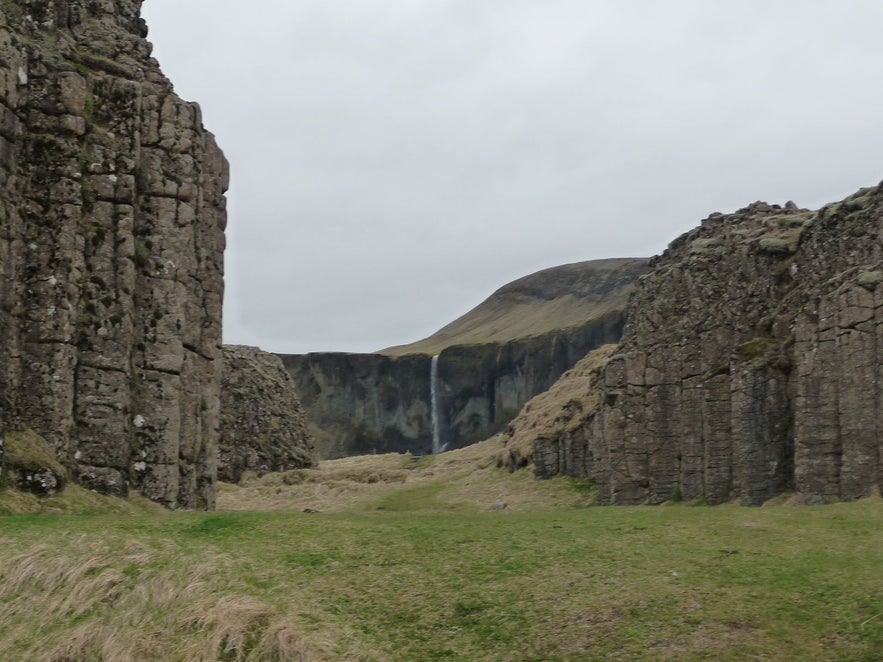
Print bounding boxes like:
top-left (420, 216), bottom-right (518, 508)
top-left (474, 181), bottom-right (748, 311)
top-left (218, 436), bottom-right (587, 515)
top-left (1, 440), bottom-right (881, 661)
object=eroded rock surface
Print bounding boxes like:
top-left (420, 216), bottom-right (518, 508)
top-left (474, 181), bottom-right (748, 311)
top-left (0, 1), bottom-right (227, 508)
top-left (280, 352), bottom-right (431, 459)
top-left (521, 185), bottom-right (883, 505)
top-left (219, 346), bottom-right (315, 483)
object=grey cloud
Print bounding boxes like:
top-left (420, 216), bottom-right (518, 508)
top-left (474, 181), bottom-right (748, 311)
top-left (142, 0), bottom-right (883, 353)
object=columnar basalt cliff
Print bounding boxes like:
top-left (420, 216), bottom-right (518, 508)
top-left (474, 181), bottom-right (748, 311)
top-left (280, 352), bottom-right (431, 459)
top-left (0, 1), bottom-right (227, 507)
top-left (433, 319), bottom-right (625, 449)
top-left (520, 184), bottom-right (883, 505)
top-left (282, 259), bottom-right (648, 459)
top-left (219, 346), bottom-right (315, 483)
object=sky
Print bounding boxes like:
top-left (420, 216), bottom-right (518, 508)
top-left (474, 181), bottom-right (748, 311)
top-left (140, 0), bottom-right (883, 355)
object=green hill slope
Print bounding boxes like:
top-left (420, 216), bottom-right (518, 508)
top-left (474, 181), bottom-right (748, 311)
top-left (380, 257), bottom-right (648, 356)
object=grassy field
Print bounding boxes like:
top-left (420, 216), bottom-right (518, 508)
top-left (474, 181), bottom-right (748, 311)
top-left (1, 441), bottom-right (881, 661)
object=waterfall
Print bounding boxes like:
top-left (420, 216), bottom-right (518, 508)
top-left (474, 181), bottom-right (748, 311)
top-left (430, 354), bottom-right (441, 454)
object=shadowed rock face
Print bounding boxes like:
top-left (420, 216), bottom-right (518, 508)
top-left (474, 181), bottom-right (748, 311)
top-left (0, 1), bottom-right (227, 508)
top-left (279, 352), bottom-right (432, 459)
top-left (219, 346), bottom-right (315, 483)
top-left (525, 184), bottom-right (883, 505)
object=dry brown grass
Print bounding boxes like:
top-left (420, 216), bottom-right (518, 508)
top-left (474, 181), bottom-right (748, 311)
top-left (0, 534), bottom-right (337, 661)
top-left (500, 344), bottom-right (615, 468)
top-left (382, 296), bottom-right (622, 356)
top-left (218, 436), bottom-right (590, 514)
top-left (178, 595), bottom-right (327, 662)
top-left (0, 483), bottom-right (166, 516)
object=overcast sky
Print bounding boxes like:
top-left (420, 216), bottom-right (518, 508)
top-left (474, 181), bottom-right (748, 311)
top-left (141, 0), bottom-right (883, 355)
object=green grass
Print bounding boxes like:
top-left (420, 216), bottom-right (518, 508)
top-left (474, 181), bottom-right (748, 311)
top-left (0, 483), bottom-right (165, 516)
top-left (372, 483), bottom-right (454, 512)
top-left (0, 494), bottom-right (881, 660)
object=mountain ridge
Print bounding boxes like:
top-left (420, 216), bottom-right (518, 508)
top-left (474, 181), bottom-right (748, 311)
top-left (379, 257), bottom-right (648, 356)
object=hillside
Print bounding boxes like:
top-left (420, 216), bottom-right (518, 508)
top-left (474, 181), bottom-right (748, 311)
top-left (380, 258), bottom-right (648, 356)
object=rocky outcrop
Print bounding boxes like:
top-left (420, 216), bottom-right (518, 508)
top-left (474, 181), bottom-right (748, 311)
top-left (0, 1), bottom-right (227, 507)
top-left (433, 317), bottom-right (625, 449)
top-left (219, 346), bottom-right (315, 483)
top-left (282, 259), bottom-right (647, 459)
top-left (521, 184), bottom-right (883, 505)
top-left (501, 344), bottom-right (616, 476)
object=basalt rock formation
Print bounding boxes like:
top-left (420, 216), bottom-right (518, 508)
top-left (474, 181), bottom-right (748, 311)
top-left (0, 1), bottom-right (227, 508)
top-left (282, 259), bottom-right (648, 459)
top-left (516, 184), bottom-right (883, 505)
top-left (280, 352), bottom-right (430, 459)
top-left (219, 346), bottom-right (315, 483)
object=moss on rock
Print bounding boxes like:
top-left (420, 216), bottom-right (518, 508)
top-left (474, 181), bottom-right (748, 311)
top-left (2, 429), bottom-right (67, 496)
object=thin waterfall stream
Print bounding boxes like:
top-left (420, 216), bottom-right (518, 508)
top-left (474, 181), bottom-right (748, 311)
top-left (430, 354), bottom-right (441, 453)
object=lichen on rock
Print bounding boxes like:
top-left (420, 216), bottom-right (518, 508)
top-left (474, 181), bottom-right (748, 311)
top-left (0, 0), bottom-right (227, 508)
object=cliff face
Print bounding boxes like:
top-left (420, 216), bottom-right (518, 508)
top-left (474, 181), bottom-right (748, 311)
top-left (526, 184), bottom-right (883, 505)
top-left (219, 346), bottom-right (315, 483)
top-left (434, 315), bottom-right (625, 449)
top-left (280, 352), bottom-right (431, 459)
top-left (282, 259), bottom-right (647, 459)
top-left (502, 344), bottom-right (616, 475)
top-left (0, 1), bottom-right (227, 507)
